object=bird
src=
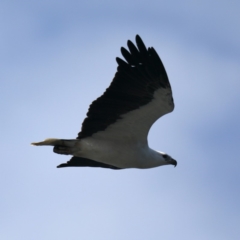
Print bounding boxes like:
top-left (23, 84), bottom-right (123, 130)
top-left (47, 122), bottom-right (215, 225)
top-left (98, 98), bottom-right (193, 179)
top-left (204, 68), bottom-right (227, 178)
top-left (31, 35), bottom-right (177, 170)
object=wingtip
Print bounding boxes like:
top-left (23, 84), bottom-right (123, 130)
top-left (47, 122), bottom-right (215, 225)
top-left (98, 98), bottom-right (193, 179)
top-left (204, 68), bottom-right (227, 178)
top-left (135, 34), bottom-right (140, 38)
top-left (135, 35), bottom-right (147, 53)
top-left (57, 164), bottom-right (67, 168)
top-left (135, 34), bottom-right (141, 41)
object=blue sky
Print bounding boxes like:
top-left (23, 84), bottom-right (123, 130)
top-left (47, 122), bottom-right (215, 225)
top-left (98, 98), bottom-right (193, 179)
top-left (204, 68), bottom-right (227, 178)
top-left (1, 0), bottom-right (240, 239)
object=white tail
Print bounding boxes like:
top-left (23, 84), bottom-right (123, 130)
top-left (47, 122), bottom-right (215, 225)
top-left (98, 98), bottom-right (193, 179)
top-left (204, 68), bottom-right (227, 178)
top-left (31, 138), bottom-right (80, 155)
top-left (31, 138), bottom-right (63, 146)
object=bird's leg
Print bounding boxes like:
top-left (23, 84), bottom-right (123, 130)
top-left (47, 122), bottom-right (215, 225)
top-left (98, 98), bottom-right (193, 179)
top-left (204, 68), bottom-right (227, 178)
top-left (53, 144), bottom-right (72, 155)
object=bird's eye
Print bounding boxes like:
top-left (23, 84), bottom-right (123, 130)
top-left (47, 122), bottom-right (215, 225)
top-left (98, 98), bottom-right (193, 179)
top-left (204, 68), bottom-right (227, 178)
top-left (162, 154), bottom-right (168, 159)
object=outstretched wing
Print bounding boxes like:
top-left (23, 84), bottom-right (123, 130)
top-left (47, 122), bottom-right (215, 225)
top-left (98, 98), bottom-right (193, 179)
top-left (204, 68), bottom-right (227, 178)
top-left (77, 35), bottom-right (174, 142)
top-left (57, 156), bottom-right (121, 169)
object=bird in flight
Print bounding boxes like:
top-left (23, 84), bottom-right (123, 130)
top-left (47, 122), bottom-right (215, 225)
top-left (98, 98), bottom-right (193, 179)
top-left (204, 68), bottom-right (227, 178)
top-left (32, 35), bottom-right (177, 170)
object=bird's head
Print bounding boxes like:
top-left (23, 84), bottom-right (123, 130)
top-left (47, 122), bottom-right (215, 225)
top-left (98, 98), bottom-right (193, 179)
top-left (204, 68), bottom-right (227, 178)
top-left (159, 152), bottom-right (177, 167)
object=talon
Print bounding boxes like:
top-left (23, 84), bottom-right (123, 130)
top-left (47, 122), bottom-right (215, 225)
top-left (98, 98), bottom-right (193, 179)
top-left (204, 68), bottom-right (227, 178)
top-left (53, 145), bottom-right (71, 155)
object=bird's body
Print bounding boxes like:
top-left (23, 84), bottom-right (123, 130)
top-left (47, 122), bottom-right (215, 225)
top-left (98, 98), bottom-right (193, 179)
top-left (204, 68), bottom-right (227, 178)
top-left (52, 138), bottom-right (165, 169)
top-left (32, 35), bottom-right (177, 169)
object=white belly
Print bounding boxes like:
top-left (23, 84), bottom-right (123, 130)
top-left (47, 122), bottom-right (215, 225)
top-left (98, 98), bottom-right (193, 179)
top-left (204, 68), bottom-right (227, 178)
top-left (73, 137), bottom-right (164, 169)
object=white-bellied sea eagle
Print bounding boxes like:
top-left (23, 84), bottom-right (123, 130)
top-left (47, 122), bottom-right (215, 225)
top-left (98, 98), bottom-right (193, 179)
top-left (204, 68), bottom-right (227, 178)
top-left (32, 35), bottom-right (177, 170)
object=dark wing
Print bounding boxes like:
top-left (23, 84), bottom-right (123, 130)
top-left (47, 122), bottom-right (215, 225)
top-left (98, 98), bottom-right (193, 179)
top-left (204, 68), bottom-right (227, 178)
top-left (77, 35), bottom-right (174, 140)
top-left (57, 156), bottom-right (121, 169)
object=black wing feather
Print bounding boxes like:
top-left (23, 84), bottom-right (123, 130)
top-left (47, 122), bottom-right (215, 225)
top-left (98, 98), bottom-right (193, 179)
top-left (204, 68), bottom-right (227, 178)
top-left (77, 35), bottom-right (171, 139)
top-left (57, 156), bottom-right (121, 169)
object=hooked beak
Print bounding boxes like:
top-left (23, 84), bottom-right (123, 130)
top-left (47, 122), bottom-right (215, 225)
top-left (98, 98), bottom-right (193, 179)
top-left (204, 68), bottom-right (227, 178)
top-left (170, 159), bottom-right (177, 167)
